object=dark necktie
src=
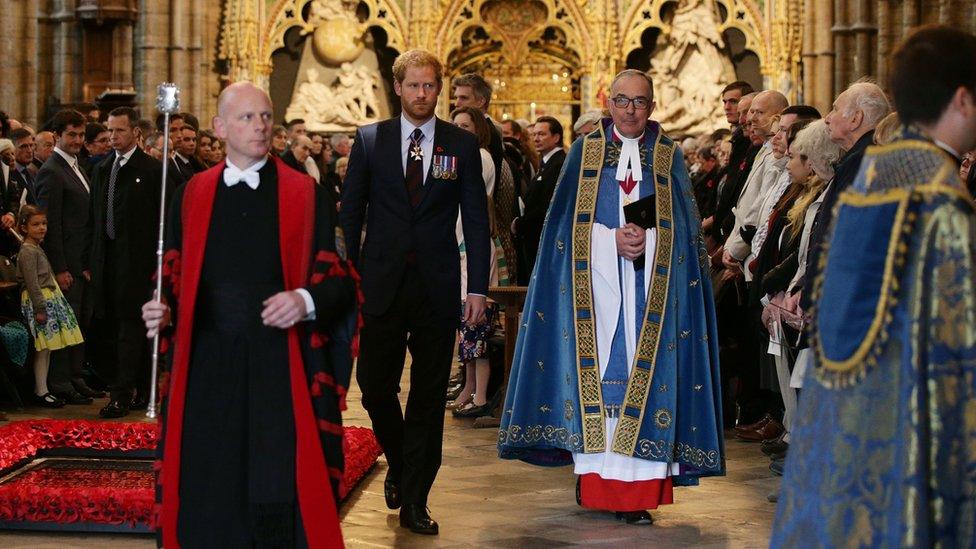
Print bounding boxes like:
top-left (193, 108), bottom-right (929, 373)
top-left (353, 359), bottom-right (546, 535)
top-left (405, 128), bottom-right (425, 208)
top-left (106, 155), bottom-right (122, 239)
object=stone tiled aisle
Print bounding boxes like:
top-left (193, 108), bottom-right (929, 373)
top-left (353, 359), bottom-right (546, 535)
top-left (0, 365), bottom-right (777, 548)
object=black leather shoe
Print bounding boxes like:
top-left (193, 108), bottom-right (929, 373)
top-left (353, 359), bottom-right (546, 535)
top-left (58, 391), bottom-right (93, 405)
top-left (452, 402), bottom-right (490, 418)
top-left (615, 510), bottom-right (653, 525)
top-left (384, 472), bottom-right (401, 510)
top-left (99, 400), bottom-right (130, 418)
top-left (445, 383), bottom-right (463, 401)
top-left (72, 379), bottom-right (105, 399)
top-left (35, 392), bottom-right (65, 408)
top-left (130, 394), bottom-right (150, 410)
top-left (399, 504), bottom-right (438, 535)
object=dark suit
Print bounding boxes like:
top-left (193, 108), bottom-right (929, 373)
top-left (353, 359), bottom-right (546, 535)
top-left (35, 151), bottom-right (93, 395)
top-left (340, 116), bottom-right (490, 506)
top-left (89, 147), bottom-right (168, 402)
top-left (168, 154), bottom-right (203, 184)
top-left (514, 148), bottom-right (565, 275)
top-left (10, 164), bottom-right (36, 207)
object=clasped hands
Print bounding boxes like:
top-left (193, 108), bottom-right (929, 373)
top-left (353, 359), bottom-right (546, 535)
top-left (615, 223), bottom-right (646, 260)
top-left (142, 290), bottom-right (308, 338)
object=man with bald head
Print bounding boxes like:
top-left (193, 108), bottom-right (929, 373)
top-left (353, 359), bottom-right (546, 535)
top-left (801, 82), bottom-right (891, 311)
top-left (142, 82), bottom-right (354, 547)
top-left (723, 90), bottom-right (790, 270)
top-left (500, 69), bottom-right (724, 525)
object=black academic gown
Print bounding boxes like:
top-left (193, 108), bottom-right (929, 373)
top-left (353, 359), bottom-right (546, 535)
top-left (156, 159), bottom-right (354, 548)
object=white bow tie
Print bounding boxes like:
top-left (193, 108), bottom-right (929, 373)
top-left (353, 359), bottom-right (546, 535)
top-left (223, 166), bottom-right (260, 189)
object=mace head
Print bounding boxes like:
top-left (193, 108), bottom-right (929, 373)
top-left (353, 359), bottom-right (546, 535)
top-left (156, 83), bottom-right (181, 114)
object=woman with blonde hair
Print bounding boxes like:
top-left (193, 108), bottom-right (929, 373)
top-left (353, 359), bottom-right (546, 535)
top-left (758, 120), bottom-right (843, 471)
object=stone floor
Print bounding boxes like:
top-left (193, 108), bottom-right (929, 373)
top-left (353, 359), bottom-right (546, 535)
top-left (0, 367), bottom-right (778, 548)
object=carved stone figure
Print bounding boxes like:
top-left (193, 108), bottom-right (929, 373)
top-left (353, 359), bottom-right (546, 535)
top-left (286, 66), bottom-right (381, 131)
top-left (649, 0), bottom-right (736, 135)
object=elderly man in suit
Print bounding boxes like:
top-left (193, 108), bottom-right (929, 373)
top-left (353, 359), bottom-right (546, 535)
top-left (35, 109), bottom-right (97, 404)
top-left (340, 49), bottom-right (490, 536)
top-left (90, 107), bottom-right (170, 418)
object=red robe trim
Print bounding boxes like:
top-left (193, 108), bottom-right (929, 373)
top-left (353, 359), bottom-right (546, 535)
top-left (159, 157), bottom-right (344, 548)
top-left (579, 474), bottom-right (674, 512)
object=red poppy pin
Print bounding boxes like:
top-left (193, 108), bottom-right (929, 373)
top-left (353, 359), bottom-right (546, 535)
top-left (435, 145), bottom-right (445, 153)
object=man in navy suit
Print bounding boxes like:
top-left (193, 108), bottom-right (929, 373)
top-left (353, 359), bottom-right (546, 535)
top-left (35, 109), bottom-right (96, 405)
top-left (340, 49), bottom-right (490, 536)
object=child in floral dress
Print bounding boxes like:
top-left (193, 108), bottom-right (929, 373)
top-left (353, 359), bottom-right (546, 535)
top-left (17, 205), bottom-right (84, 408)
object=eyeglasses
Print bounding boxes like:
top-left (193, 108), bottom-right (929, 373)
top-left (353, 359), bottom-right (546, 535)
top-left (611, 95), bottom-right (651, 110)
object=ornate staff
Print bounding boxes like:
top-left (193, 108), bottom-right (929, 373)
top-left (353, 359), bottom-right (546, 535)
top-left (147, 83), bottom-right (180, 420)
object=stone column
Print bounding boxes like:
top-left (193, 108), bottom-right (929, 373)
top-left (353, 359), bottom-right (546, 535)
top-left (875, 0), bottom-right (891, 90)
top-left (135, 0), bottom-right (171, 119)
top-left (801, 0), bottom-right (817, 107)
top-left (851, 0), bottom-right (874, 79)
top-left (815, 0), bottom-right (834, 114)
top-left (831, 0), bottom-right (849, 94)
top-left (50, 0), bottom-right (83, 107)
top-left (0, 0), bottom-right (38, 123)
top-left (113, 22), bottom-right (135, 89)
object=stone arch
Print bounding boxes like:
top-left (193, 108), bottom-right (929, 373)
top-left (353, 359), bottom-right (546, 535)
top-left (434, 0), bottom-right (592, 68)
top-left (620, 0), bottom-right (768, 74)
top-left (261, 0), bottom-right (408, 69)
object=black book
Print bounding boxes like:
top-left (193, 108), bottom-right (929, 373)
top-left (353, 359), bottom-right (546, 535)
top-left (623, 194), bottom-right (656, 271)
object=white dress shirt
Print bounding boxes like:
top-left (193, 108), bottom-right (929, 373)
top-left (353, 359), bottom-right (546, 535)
top-left (54, 146), bottom-right (90, 192)
top-left (114, 145), bottom-right (138, 167)
top-left (400, 114), bottom-right (437, 179)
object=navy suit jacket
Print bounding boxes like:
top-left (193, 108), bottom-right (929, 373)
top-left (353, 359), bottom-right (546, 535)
top-left (340, 117), bottom-right (490, 319)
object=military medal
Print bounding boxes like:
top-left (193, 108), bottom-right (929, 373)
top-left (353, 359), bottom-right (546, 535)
top-left (432, 154), bottom-right (457, 180)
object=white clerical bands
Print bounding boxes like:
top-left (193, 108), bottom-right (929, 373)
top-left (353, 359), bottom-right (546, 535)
top-left (613, 128), bottom-right (645, 183)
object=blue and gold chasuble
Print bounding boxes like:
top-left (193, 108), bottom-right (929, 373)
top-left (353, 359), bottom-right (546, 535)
top-left (773, 136), bottom-right (976, 547)
top-left (498, 121), bottom-right (724, 485)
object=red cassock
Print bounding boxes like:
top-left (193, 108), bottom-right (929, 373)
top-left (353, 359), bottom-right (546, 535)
top-left (155, 157), bottom-right (354, 548)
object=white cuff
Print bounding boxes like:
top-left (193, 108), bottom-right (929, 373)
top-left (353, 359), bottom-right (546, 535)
top-left (295, 288), bottom-right (316, 320)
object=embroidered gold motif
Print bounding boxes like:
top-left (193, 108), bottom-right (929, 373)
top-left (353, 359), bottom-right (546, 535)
top-left (573, 129), bottom-right (609, 452)
top-left (654, 409), bottom-right (673, 429)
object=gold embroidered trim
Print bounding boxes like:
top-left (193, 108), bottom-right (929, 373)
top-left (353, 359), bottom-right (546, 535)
top-left (612, 132), bottom-right (676, 456)
top-left (573, 127), bottom-right (608, 452)
top-left (813, 187), bottom-right (912, 381)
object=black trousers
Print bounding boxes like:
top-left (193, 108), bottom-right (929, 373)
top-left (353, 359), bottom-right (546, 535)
top-left (356, 267), bottom-right (456, 506)
top-left (93, 315), bottom-right (149, 402)
top-left (49, 275), bottom-right (91, 395)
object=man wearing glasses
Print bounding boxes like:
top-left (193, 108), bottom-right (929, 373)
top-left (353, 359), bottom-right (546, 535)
top-left (500, 69), bottom-right (724, 525)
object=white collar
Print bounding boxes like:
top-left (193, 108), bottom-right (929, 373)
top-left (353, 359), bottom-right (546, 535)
top-left (115, 145), bottom-right (138, 165)
top-left (612, 126), bottom-right (645, 182)
top-left (933, 139), bottom-right (961, 161)
top-left (541, 147), bottom-right (561, 165)
top-left (174, 151), bottom-right (190, 163)
top-left (54, 146), bottom-right (77, 166)
top-left (401, 114), bottom-right (437, 142)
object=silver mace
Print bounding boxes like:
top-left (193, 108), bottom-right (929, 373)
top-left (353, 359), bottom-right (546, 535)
top-left (147, 83), bottom-right (180, 419)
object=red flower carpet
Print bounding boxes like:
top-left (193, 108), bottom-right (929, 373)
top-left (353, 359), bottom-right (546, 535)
top-left (0, 419), bottom-right (381, 533)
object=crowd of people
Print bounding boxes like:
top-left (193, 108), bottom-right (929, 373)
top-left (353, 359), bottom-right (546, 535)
top-left (0, 22), bottom-right (974, 545)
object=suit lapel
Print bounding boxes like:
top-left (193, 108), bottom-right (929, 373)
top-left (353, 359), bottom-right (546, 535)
top-left (54, 153), bottom-right (89, 194)
top-left (377, 118), bottom-right (411, 212)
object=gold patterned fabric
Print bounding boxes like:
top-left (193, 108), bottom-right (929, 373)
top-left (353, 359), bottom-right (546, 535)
top-left (773, 138), bottom-right (976, 547)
